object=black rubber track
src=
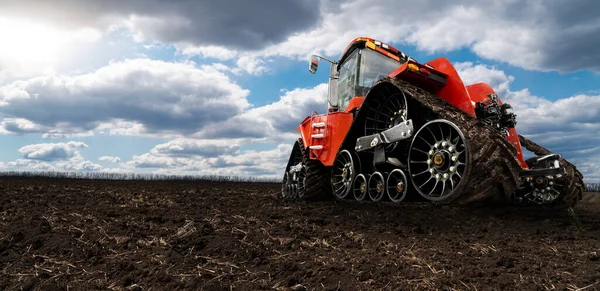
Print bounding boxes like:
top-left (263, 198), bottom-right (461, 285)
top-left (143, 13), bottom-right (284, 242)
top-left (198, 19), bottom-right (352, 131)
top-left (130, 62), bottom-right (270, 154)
top-left (281, 139), bottom-right (302, 201)
top-left (371, 78), bottom-right (525, 204)
top-left (295, 138), bottom-right (332, 201)
top-left (518, 134), bottom-right (584, 208)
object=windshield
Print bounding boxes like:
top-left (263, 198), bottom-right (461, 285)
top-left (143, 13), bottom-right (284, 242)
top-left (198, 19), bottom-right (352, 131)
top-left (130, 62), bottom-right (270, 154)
top-left (335, 48), bottom-right (405, 110)
top-left (357, 49), bottom-right (403, 96)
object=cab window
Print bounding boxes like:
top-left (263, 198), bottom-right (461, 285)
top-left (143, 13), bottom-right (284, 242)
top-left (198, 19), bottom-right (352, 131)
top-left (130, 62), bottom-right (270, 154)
top-left (337, 49), bottom-right (359, 111)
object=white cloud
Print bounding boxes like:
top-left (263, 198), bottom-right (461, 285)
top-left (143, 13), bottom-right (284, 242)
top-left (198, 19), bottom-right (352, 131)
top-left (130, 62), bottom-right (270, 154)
top-left (2, 1), bottom-right (600, 75)
top-left (127, 142), bottom-right (293, 179)
top-left (0, 58), bottom-right (250, 137)
top-left (0, 0), bottom-right (319, 52)
top-left (0, 159), bottom-right (56, 171)
top-left (0, 118), bottom-right (95, 138)
top-left (150, 138), bottom-right (241, 157)
top-left (0, 118), bottom-right (45, 135)
top-left (197, 83), bottom-right (328, 142)
top-left (57, 158), bottom-right (102, 171)
top-left (179, 45), bottom-right (238, 61)
top-left (455, 62), bottom-right (600, 134)
top-left (93, 77), bottom-right (317, 177)
top-left (7, 141), bottom-right (103, 172)
top-left (98, 167), bottom-right (135, 174)
top-left (95, 119), bottom-right (148, 137)
top-left (177, 48), bottom-right (270, 76)
top-left (18, 141), bottom-right (88, 161)
top-left (232, 56), bottom-right (269, 76)
top-left (127, 153), bottom-right (187, 169)
top-left (575, 159), bottom-right (600, 182)
top-left (42, 131), bottom-right (95, 139)
top-left (99, 156), bottom-right (121, 163)
top-left (0, 16), bottom-right (107, 82)
top-left (175, 0), bottom-right (599, 73)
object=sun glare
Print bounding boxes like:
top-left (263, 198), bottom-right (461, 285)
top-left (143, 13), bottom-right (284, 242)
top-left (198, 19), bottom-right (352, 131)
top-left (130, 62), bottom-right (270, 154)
top-left (0, 17), bottom-right (65, 64)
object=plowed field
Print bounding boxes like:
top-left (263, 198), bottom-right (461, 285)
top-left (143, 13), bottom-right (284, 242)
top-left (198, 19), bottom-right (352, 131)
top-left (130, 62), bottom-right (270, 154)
top-left (1, 178), bottom-right (599, 290)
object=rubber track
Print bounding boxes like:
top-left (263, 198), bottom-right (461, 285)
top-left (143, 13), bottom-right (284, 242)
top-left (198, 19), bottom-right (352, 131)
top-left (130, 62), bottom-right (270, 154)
top-left (518, 135), bottom-right (584, 208)
top-left (382, 78), bottom-right (524, 204)
top-left (296, 138), bottom-right (332, 200)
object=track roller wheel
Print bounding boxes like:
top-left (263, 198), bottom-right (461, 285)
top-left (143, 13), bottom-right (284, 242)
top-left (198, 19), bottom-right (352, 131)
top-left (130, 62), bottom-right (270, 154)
top-left (408, 119), bottom-right (468, 203)
top-left (353, 174), bottom-right (367, 201)
top-left (368, 171), bottom-right (385, 201)
top-left (386, 169), bottom-right (408, 203)
top-left (331, 150), bottom-right (356, 199)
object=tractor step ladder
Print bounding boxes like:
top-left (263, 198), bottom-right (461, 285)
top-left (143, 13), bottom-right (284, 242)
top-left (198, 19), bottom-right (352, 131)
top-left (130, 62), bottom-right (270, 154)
top-left (309, 111), bottom-right (327, 159)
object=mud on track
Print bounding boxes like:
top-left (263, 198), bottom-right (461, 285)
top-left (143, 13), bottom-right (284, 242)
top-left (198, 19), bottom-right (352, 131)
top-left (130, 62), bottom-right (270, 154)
top-left (1, 178), bottom-right (599, 291)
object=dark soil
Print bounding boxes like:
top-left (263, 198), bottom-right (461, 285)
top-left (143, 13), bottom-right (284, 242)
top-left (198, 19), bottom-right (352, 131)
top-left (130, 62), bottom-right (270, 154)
top-left (1, 178), bottom-right (599, 290)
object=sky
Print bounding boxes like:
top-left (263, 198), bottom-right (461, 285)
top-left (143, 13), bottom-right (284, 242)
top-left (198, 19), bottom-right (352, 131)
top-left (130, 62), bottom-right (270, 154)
top-left (0, 0), bottom-right (599, 182)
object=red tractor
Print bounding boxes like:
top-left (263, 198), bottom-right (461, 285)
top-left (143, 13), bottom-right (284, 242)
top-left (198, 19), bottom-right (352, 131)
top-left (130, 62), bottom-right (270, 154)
top-left (282, 37), bottom-right (584, 207)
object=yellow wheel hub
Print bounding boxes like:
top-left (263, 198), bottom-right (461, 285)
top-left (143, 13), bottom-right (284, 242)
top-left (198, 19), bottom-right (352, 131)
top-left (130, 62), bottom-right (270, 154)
top-left (396, 182), bottom-right (404, 192)
top-left (433, 154), bottom-right (444, 166)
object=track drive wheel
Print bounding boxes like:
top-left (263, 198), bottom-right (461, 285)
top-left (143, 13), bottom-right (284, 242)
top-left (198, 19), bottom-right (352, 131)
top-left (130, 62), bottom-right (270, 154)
top-left (408, 119), bottom-right (469, 203)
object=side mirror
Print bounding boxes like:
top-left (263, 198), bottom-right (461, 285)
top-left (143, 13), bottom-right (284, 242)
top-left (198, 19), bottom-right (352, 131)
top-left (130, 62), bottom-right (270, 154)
top-left (309, 55), bottom-right (319, 74)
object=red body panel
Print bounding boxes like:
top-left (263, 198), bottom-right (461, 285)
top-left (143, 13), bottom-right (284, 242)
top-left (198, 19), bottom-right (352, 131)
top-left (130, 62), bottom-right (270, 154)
top-left (296, 96), bottom-right (365, 166)
top-left (388, 58), bottom-right (476, 116)
top-left (426, 58), bottom-right (476, 116)
top-left (344, 96), bottom-right (365, 113)
top-left (388, 61), bottom-right (448, 91)
top-left (297, 111), bottom-right (354, 166)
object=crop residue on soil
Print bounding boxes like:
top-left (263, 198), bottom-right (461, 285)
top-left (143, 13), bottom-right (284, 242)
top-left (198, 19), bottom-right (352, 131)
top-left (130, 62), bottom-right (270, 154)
top-left (1, 178), bottom-right (599, 290)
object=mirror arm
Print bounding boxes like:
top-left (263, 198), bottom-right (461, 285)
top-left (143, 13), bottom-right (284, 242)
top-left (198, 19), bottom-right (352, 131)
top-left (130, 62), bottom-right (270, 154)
top-left (313, 55), bottom-right (338, 65)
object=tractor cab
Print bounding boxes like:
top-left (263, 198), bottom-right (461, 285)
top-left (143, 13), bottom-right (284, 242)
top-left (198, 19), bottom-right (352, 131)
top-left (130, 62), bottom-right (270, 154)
top-left (309, 37), bottom-right (411, 112)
